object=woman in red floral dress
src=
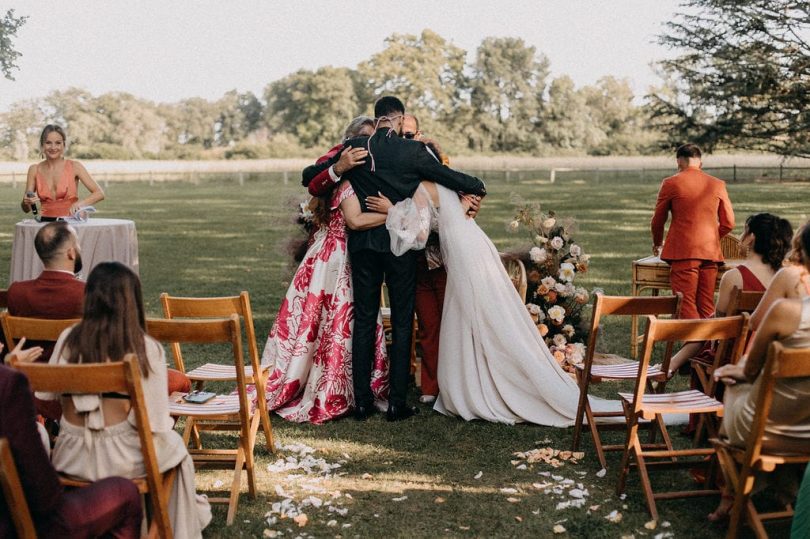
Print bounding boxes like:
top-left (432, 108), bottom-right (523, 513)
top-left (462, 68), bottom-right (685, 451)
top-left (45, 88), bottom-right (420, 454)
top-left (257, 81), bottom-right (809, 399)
top-left (262, 117), bottom-right (389, 423)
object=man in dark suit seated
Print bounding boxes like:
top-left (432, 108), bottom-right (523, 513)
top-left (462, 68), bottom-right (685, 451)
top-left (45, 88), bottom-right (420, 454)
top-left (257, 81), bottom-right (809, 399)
top-left (303, 96), bottom-right (487, 421)
top-left (0, 344), bottom-right (142, 538)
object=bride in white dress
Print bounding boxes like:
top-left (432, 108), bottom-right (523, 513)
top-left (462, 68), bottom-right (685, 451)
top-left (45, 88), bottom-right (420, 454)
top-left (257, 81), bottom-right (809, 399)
top-left (376, 181), bottom-right (619, 427)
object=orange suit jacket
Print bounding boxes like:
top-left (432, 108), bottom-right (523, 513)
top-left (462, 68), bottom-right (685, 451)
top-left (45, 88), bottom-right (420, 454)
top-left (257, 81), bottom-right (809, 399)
top-left (7, 270), bottom-right (85, 318)
top-left (651, 166), bottom-right (735, 263)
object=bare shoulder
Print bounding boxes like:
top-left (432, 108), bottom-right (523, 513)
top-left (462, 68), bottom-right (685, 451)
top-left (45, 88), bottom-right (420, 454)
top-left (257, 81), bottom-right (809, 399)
top-left (70, 159), bottom-right (88, 173)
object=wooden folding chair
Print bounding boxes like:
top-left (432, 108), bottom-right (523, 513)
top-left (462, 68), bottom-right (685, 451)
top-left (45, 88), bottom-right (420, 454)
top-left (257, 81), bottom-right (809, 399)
top-left (12, 356), bottom-right (175, 539)
top-left (0, 438), bottom-right (36, 539)
top-left (147, 316), bottom-right (255, 526)
top-left (711, 342), bottom-right (810, 539)
top-left (616, 314), bottom-right (749, 522)
top-left (691, 286), bottom-right (765, 443)
top-left (499, 254), bottom-right (528, 303)
top-left (721, 235), bottom-right (747, 260)
top-left (160, 292), bottom-right (274, 453)
top-left (571, 293), bottom-right (682, 469)
top-left (1, 312), bottom-right (80, 350)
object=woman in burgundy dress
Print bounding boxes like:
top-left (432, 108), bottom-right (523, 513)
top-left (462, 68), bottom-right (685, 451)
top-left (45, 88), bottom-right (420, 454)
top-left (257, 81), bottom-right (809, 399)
top-left (262, 117), bottom-right (389, 423)
top-left (667, 212), bottom-right (794, 376)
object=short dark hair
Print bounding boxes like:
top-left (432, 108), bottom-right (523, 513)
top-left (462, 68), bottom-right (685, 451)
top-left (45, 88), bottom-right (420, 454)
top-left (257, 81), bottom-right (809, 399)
top-left (676, 143), bottom-right (702, 159)
top-left (374, 96), bottom-right (405, 119)
top-left (34, 222), bottom-right (74, 264)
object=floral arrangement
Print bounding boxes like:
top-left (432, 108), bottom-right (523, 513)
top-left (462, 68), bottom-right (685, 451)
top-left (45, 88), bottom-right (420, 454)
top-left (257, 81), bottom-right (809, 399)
top-left (506, 197), bottom-right (596, 372)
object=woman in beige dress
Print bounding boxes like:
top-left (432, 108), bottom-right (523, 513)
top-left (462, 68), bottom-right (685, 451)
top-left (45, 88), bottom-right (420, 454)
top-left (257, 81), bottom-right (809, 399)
top-left (710, 221), bottom-right (810, 520)
top-left (39, 262), bottom-right (211, 537)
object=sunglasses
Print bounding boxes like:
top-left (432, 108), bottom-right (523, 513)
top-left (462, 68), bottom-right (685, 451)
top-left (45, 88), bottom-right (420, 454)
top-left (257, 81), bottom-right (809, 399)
top-left (402, 132), bottom-right (417, 140)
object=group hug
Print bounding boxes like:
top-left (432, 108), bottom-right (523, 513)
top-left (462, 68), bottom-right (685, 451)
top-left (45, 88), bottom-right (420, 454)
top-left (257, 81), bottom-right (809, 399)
top-left (1, 96), bottom-right (809, 536)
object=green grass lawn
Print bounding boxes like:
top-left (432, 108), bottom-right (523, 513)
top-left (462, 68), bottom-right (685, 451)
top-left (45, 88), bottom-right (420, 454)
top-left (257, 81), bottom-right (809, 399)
top-left (2, 171), bottom-right (808, 538)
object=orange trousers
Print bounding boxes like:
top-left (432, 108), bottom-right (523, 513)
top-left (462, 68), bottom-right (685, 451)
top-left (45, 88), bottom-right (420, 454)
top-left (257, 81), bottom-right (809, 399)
top-left (669, 259), bottom-right (718, 319)
top-left (414, 256), bottom-right (447, 397)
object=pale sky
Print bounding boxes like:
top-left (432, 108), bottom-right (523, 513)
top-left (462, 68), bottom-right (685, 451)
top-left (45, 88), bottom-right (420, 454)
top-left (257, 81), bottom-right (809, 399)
top-left (0, 0), bottom-right (682, 112)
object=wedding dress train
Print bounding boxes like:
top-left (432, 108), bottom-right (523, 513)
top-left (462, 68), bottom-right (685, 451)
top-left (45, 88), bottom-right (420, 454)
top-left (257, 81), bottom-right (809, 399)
top-left (386, 184), bottom-right (620, 426)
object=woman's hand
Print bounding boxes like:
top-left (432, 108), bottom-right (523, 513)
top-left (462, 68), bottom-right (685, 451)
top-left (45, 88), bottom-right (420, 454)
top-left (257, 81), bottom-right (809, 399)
top-left (461, 194), bottom-right (481, 218)
top-left (366, 192), bottom-right (392, 214)
top-left (4, 338), bottom-right (45, 364)
top-left (334, 147), bottom-right (369, 176)
top-left (713, 362), bottom-right (746, 385)
top-left (21, 192), bottom-right (40, 212)
top-left (69, 202), bottom-right (82, 215)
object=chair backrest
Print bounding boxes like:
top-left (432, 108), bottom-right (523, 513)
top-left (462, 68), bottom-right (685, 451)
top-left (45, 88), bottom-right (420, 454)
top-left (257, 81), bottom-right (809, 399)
top-left (583, 293), bottom-right (683, 371)
top-left (159, 293), bottom-right (257, 374)
top-left (499, 254), bottom-right (528, 304)
top-left (629, 314), bottom-right (750, 410)
top-left (745, 342), bottom-right (810, 465)
top-left (721, 235), bottom-right (747, 259)
top-left (0, 312), bottom-right (80, 349)
top-left (13, 355), bottom-right (171, 537)
top-left (0, 438), bottom-right (36, 539)
top-left (146, 315), bottom-right (250, 446)
top-left (0, 289), bottom-right (7, 310)
top-left (725, 286), bottom-right (765, 316)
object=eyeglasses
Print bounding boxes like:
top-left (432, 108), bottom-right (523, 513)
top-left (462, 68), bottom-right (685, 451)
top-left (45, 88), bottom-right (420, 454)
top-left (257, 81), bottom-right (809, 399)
top-left (402, 133), bottom-right (416, 140)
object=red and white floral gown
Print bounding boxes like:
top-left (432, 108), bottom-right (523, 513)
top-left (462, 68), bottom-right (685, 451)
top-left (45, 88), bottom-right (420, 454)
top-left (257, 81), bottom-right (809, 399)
top-left (262, 182), bottom-right (389, 423)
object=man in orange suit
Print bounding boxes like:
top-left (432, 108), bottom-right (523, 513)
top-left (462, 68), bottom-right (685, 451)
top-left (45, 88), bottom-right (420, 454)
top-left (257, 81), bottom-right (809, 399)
top-left (651, 143), bottom-right (735, 319)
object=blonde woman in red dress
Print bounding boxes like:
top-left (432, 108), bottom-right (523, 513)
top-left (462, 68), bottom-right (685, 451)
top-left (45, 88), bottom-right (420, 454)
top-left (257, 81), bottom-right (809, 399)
top-left (21, 125), bottom-right (105, 220)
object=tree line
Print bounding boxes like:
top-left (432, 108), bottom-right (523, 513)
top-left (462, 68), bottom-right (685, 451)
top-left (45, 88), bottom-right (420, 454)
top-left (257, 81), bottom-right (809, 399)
top-left (0, 30), bottom-right (657, 160)
top-left (1, 0), bottom-right (807, 160)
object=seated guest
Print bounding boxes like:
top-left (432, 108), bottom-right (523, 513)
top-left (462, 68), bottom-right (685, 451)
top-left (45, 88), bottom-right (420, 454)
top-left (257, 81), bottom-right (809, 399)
top-left (8, 222), bottom-right (190, 395)
top-left (20, 124), bottom-right (104, 220)
top-left (0, 342), bottom-right (142, 538)
top-left (38, 262), bottom-right (211, 537)
top-left (667, 213), bottom-right (793, 376)
top-left (749, 221), bottom-right (810, 331)
top-left (710, 222), bottom-right (810, 520)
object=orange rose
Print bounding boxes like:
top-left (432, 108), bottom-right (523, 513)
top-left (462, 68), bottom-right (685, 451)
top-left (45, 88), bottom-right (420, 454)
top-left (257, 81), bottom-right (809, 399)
top-left (546, 291), bottom-right (558, 303)
top-left (538, 284), bottom-right (550, 295)
top-left (538, 324), bottom-right (549, 337)
top-left (552, 350), bottom-right (566, 364)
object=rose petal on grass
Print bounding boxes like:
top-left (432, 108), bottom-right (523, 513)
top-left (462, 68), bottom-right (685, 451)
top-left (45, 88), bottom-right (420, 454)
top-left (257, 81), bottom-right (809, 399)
top-left (515, 516), bottom-right (523, 522)
top-left (500, 487), bottom-right (518, 494)
top-left (459, 526), bottom-right (470, 531)
top-left (553, 524), bottom-right (566, 534)
top-left (326, 520), bottom-right (337, 527)
top-left (596, 468), bottom-right (607, 478)
top-left (644, 520), bottom-right (657, 530)
top-left (507, 497), bottom-right (521, 503)
top-left (361, 473), bottom-right (373, 480)
top-left (474, 471), bottom-right (483, 480)
top-left (434, 497), bottom-right (446, 504)
top-left (605, 510), bottom-right (623, 523)
top-left (392, 495), bottom-right (408, 502)
top-left (661, 521), bottom-right (671, 528)
top-left (293, 514), bottom-right (308, 527)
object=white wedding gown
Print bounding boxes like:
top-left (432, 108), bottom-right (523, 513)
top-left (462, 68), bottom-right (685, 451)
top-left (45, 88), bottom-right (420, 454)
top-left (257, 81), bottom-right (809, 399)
top-left (387, 184), bottom-right (621, 426)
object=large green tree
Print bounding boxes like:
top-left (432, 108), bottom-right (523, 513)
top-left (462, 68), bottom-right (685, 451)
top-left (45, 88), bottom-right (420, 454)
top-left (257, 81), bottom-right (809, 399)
top-left (0, 9), bottom-right (26, 80)
top-left (264, 66), bottom-right (358, 148)
top-left (358, 30), bottom-right (468, 146)
top-left (651, 0), bottom-right (810, 157)
top-left (542, 76), bottom-right (603, 150)
top-left (468, 37), bottom-right (549, 152)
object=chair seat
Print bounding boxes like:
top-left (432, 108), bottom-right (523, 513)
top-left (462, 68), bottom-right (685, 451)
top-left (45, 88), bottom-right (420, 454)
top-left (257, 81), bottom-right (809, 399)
top-left (186, 362), bottom-right (267, 381)
top-left (619, 389), bottom-right (723, 419)
top-left (578, 361), bottom-right (665, 380)
top-left (169, 392), bottom-right (243, 416)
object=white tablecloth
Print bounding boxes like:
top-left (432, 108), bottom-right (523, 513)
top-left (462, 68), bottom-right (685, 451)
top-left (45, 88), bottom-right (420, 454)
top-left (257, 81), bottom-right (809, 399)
top-left (9, 218), bottom-right (139, 284)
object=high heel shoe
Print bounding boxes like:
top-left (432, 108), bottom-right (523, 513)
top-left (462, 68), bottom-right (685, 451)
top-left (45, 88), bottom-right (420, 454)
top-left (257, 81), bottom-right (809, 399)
top-left (707, 494), bottom-right (734, 522)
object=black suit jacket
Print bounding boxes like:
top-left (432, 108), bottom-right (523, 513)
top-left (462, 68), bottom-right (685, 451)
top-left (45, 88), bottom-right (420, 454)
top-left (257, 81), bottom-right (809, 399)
top-left (302, 128), bottom-right (486, 253)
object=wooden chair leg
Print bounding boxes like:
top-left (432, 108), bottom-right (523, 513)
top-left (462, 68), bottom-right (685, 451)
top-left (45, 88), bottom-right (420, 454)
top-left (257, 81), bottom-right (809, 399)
top-left (653, 414), bottom-right (676, 462)
top-left (251, 373), bottom-right (275, 453)
top-left (632, 435), bottom-right (659, 522)
top-left (572, 370), bottom-right (588, 451)
top-left (585, 400), bottom-right (608, 470)
top-left (616, 403), bottom-right (635, 495)
top-left (226, 448), bottom-right (245, 526)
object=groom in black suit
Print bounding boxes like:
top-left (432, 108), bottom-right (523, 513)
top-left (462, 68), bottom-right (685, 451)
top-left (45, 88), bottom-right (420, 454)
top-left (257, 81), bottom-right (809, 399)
top-left (308, 96), bottom-right (487, 421)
